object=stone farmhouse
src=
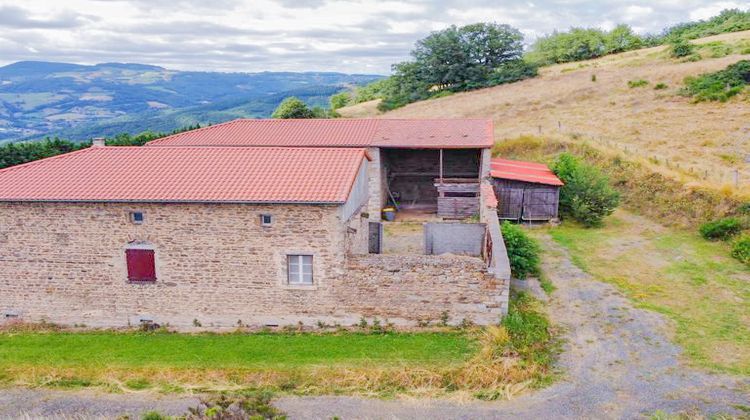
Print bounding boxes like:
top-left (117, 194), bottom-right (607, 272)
top-left (0, 118), bottom-right (510, 329)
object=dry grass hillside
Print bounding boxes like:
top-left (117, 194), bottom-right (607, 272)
top-left (340, 31), bottom-right (750, 196)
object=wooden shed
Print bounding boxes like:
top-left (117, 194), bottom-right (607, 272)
top-left (490, 158), bottom-right (563, 222)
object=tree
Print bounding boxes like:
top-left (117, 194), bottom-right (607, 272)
top-left (552, 153), bottom-right (620, 227)
top-left (411, 23), bottom-right (525, 89)
top-left (605, 24), bottom-right (642, 54)
top-left (329, 91), bottom-right (351, 110)
top-left (271, 97), bottom-right (316, 119)
top-left (373, 22), bottom-right (535, 111)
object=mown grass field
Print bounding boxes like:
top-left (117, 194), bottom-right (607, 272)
top-left (0, 294), bottom-right (556, 397)
top-left (548, 210), bottom-right (750, 375)
top-left (0, 332), bottom-right (473, 370)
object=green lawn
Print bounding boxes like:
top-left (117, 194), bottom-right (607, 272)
top-left (0, 331), bottom-right (473, 370)
top-left (548, 210), bottom-right (750, 375)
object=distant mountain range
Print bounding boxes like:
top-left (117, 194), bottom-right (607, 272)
top-left (0, 61), bottom-right (382, 143)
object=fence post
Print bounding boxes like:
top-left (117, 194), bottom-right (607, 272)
top-left (734, 169), bottom-right (739, 188)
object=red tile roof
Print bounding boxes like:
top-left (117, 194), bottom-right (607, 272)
top-left (0, 146), bottom-right (369, 203)
top-left (490, 158), bottom-right (564, 186)
top-left (146, 118), bottom-right (493, 149)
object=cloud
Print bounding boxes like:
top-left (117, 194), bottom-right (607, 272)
top-left (0, 0), bottom-right (745, 74)
top-left (0, 5), bottom-right (92, 29)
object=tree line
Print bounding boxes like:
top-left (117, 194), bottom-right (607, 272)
top-left (0, 125), bottom-right (201, 170)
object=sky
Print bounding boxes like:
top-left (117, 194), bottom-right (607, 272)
top-left (0, 0), bottom-right (745, 74)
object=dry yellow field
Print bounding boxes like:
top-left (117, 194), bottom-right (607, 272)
top-left (340, 31), bottom-right (750, 195)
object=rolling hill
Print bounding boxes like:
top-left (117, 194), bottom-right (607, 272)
top-left (340, 30), bottom-right (750, 196)
top-left (0, 61), bottom-right (382, 143)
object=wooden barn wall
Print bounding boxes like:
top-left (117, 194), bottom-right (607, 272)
top-left (492, 179), bottom-right (560, 221)
top-left (382, 149), bottom-right (480, 205)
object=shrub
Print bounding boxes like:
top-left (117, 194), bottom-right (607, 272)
top-left (669, 38), bottom-right (694, 58)
top-left (731, 236), bottom-right (750, 265)
top-left (552, 153), bottom-right (620, 227)
top-left (654, 83), bottom-right (668, 90)
top-left (501, 292), bottom-right (553, 365)
top-left (628, 79), bottom-right (649, 88)
top-left (500, 221), bottom-right (541, 279)
top-left (738, 203), bottom-right (750, 214)
top-left (682, 60), bottom-right (750, 102)
top-left (699, 217), bottom-right (743, 240)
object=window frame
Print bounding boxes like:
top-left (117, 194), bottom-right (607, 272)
top-left (129, 211), bottom-right (145, 225)
top-left (125, 246), bottom-right (157, 283)
top-left (260, 214), bottom-right (273, 227)
top-left (287, 254), bottom-right (313, 285)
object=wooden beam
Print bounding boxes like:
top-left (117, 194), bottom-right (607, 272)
top-left (439, 149), bottom-right (444, 185)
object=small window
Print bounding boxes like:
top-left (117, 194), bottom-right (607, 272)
top-left (287, 255), bottom-right (313, 285)
top-left (126, 248), bottom-right (156, 282)
top-left (260, 214), bottom-right (273, 227)
top-left (130, 211), bottom-right (144, 224)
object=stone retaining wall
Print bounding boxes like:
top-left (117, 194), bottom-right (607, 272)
top-left (335, 254), bottom-right (506, 326)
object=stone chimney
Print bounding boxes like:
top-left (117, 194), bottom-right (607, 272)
top-left (92, 137), bottom-right (106, 147)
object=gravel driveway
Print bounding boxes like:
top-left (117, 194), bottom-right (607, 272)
top-left (276, 235), bottom-right (749, 418)
top-left (1, 235), bottom-right (747, 419)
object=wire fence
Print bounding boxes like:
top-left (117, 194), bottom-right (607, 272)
top-left (526, 121), bottom-right (747, 190)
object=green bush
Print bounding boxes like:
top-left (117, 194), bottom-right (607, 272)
top-left (699, 217), bottom-right (743, 240)
top-left (731, 236), bottom-right (750, 265)
top-left (628, 79), bottom-right (649, 88)
top-left (501, 292), bottom-right (553, 365)
top-left (669, 38), bottom-right (694, 58)
top-left (682, 60), bottom-right (750, 102)
top-left (500, 221), bottom-right (541, 279)
top-left (654, 83), bottom-right (668, 90)
top-left (552, 153), bottom-right (620, 227)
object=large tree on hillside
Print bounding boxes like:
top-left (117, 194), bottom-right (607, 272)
top-left (411, 23), bottom-right (525, 89)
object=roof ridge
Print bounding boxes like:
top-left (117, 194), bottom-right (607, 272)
top-left (146, 119), bottom-right (245, 146)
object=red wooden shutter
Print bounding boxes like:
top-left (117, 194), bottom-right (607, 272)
top-left (126, 249), bottom-right (156, 282)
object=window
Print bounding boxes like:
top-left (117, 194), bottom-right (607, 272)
top-left (260, 214), bottom-right (273, 227)
top-left (287, 255), bottom-right (313, 285)
top-left (130, 211), bottom-right (144, 224)
top-left (126, 248), bottom-right (156, 282)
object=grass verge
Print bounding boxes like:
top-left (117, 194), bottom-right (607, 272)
top-left (0, 298), bottom-right (558, 398)
top-left (549, 210), bottom-right (750, 375)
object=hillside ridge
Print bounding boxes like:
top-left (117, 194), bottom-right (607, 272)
top-left (340, 30), bottom-right (750, 195)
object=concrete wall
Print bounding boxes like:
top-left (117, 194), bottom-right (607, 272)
top-left (479, 180), bottom-right (512, 315)
top-left (0, 200), bottom-right (505, 328)
top-left (341, 160), bottom-right (369, 222)
top-left (424, 222), bottom-right (485, 256)
top-left (365, 147), bottom-right (385, 219)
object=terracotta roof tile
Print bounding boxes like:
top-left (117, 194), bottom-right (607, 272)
top-left (490, 158), bottom-right (564, 186)
top-left (0, 146), bottom-right (369, 203)
top-left (146, 118), bottom-right (493, 149)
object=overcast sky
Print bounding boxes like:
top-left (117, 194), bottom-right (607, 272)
top-left (0, 0), bottom-right (745, 74)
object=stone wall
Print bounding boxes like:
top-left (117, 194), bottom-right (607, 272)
top-left (0, 202), bottom-right (349, 329)
top-left (336, 254), bottom-right (505, 326)
top-left (0, 201), bottom-right (505, 329)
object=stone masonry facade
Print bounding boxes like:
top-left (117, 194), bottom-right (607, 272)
top-left (0, 201), bottom-right (505, 329)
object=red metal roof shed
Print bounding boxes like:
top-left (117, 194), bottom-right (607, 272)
top-left (490, 158), bottom-right (563, 186)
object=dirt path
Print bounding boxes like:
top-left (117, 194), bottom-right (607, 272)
top-left (0, 235), bottom-right (747, 419)
top-left (276, 235), bottom-right (749, 418)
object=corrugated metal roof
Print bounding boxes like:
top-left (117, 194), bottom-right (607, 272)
top-left (0, 146), bottom-right (369, 203)
top-left (490, 158), bottom-right (564, 186)
top-left (146, 118), bottom-right (493, 149)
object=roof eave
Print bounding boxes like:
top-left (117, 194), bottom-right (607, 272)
top-left (0, 199), bottom-right (345, 205)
